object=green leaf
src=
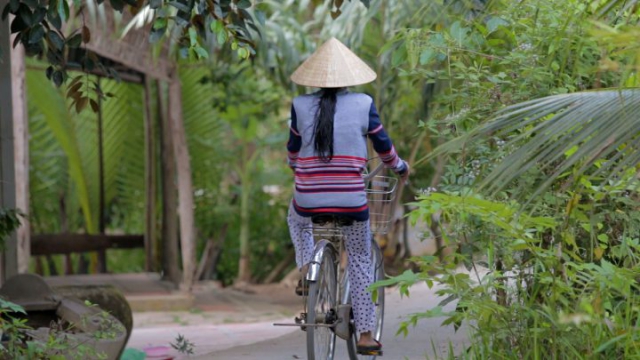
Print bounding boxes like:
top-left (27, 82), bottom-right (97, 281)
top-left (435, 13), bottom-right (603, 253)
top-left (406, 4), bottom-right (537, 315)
top-left (18, 3), bottom-right (33, 26)
top-left (168, 1), bottom-right (190, 12)
top-left (449, 21), bottom-right (469, 45)
top-left (255, 10), bottom-right (265, 26)
top-left (26, 69), bottom-right (96, 233)
top-left (66, 33), bottom-right (82, 48)
top-left (2, 4), bottom-right (11, 21)
top-left (9, 0), bottom-right (19, 12)
top-left (0, 298), bottom-right (26, 314)
top-left (28, 24), bottom-right (45, 44)
top-left (47, 30), bottom-right (64, 50)
top-left (188, 26), bottom-right (197, 46)
top-left (149, 27), bottom-right (165, 43)
top-left (10, 9), bottom-right (29, 33)
top-left (419, 49), bottom-right (435, 65)
top-left (58, 0), bottom-right (68, 22)
top-left (33, 6), bottom-right (46, 24)
top-left (194, 46), bottom-right (209, 59)
top-left (237, 47), bottom-right (249, 59)
top-left (236, 0), bottom-right (251, 9)
top-left (486, 17), bottom-right (508, 33)
top-left (52, 70), bottom-right (64, 87)
top-left (109, 0), bottom-right (124, 12)
top-left (217, 29), bottom-right (227, 45)
top-left (153, 17), bottom-right (167, 30)
top-left (47, 4), bottom-right (62, 30)
top-left (431, 89), bottom-right (640, 197)
top-left (596, 333), bottom-right (628, 353)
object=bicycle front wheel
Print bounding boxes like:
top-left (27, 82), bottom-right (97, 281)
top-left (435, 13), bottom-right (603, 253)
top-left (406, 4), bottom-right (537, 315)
top-left (306, 248), bottom-right (338, 360)
top-left (346, 239), bottom-right (385, 360)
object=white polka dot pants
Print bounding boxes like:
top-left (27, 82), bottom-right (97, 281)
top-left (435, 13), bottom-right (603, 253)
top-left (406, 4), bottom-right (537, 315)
top-left (287, 202), bottom-right (376, 335)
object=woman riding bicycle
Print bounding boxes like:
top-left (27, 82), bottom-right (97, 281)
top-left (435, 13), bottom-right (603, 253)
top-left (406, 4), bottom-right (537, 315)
top-left (286, 37), bottom-right (409, 355)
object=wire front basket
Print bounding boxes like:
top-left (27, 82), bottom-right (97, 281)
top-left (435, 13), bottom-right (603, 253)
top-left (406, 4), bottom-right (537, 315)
top-left (366, 175), bottom-right (398, 235)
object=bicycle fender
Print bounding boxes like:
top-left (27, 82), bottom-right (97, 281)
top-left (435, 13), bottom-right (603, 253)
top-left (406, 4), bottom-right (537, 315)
top-left (305, 239), bottom-right (334, 282)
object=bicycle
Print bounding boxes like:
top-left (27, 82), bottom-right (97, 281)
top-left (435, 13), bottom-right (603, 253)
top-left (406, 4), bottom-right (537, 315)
top-left (275, 161), bottom-right (398, 360)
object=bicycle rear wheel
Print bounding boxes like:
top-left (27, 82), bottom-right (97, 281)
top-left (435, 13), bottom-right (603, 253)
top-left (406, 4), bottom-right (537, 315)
top-left (346, 239), bottom-right (385, 360)
top-left (306, 248), bottom-right (338, 360)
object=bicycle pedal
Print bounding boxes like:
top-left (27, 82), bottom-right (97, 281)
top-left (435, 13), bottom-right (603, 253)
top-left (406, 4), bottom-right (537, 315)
top-left (295, 313), bottom-right (307, 332)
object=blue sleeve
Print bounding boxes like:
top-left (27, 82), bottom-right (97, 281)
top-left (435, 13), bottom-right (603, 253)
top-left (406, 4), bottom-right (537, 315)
top-left (367, 101), bottom-right (405, 173)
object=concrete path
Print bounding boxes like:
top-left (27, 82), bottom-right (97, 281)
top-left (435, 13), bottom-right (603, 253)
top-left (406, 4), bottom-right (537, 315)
top-left (198, 283), bottom-right (470, 360)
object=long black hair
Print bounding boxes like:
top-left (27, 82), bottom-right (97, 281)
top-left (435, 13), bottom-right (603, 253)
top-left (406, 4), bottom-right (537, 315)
top-left (313, 88), bottom-right (340, 162)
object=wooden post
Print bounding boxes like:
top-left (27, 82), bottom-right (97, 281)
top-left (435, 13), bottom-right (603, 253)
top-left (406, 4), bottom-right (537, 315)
top-left (0, 11), bottom-right (29, 281)
top-left (157, 80), bottom-right (180, 285)
top-left (167, 70), bottom-right (196, 292)
top-left (143, 76), bottom-right (157, 272)
top-left (97, 78), bottom-right (107, 273)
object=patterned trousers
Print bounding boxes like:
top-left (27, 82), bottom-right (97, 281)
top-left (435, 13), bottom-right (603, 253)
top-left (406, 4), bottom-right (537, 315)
top-left (287, 202), bottom-right (375, 335)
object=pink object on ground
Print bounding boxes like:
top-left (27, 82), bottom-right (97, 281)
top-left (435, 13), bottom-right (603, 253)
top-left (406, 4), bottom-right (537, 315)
top-left (143, 345), bottom-right (174, 359)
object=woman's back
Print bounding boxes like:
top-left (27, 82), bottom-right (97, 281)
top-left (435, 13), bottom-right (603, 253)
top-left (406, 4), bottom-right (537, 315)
top-left (288, 90), bottom-right (403, 221)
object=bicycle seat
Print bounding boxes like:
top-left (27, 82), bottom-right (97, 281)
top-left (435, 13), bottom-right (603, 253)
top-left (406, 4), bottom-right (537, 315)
top-left (311, 214), bottom-right (354, 227)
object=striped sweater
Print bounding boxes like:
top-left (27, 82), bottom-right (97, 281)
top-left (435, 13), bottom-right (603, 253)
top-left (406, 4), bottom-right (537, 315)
top-left (287, 90), bottom-right (407, 221)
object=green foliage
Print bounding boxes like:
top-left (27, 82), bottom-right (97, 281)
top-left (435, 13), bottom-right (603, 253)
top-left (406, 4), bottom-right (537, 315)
top-left (27, 65), bottom-right (97, 234)
top-left (380, 186), bottom-right (640, 357)
top-left (369, 0), bottom-right (640, 358)
top-left (0, 298), bottom-right (124, 359)
top-left (27, 63), bottom-right (146, 237)
top-left (186, 60), bottom-right (292, 284)
top-left (0, 209), bottom-right (23, 249)
top-left (1, 0), bottom-right (258, 95)
top-left (170, 333), bottom-right (195, 355)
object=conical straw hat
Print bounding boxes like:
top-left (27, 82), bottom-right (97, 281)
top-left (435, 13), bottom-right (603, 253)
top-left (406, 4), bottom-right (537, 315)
top-left (291, 37), bottom-right (377, 88)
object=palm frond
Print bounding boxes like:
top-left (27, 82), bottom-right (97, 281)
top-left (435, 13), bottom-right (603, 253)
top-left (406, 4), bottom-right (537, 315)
top-left (28, 109), bottom-right (68, 233)
top-left (27, 69), bottom-right (97, 233)
top-left (435, 89), bottom-right (640, 194)
top-left (181, 66), bottom-right (231, 235)
top-left (597, 0), bottom-right (640, 18)
top-left (101, 78), bottom-right (146, 232)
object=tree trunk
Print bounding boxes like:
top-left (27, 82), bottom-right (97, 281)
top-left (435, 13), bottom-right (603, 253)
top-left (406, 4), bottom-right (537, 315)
top-left (236, 170), bottom-right (251, 284)
top-left (263, 250), bottom-right (295, 284)
top-left (195, 223), bottom-right (228, 281)
top-left (143, 76), bottom-right (157, 272)
top-left (158, 80), bottom-right (180, 285)
top-left (236, 144), bottom-right (259, 286)
top-left (168, 72), bottom-right (196, 292)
